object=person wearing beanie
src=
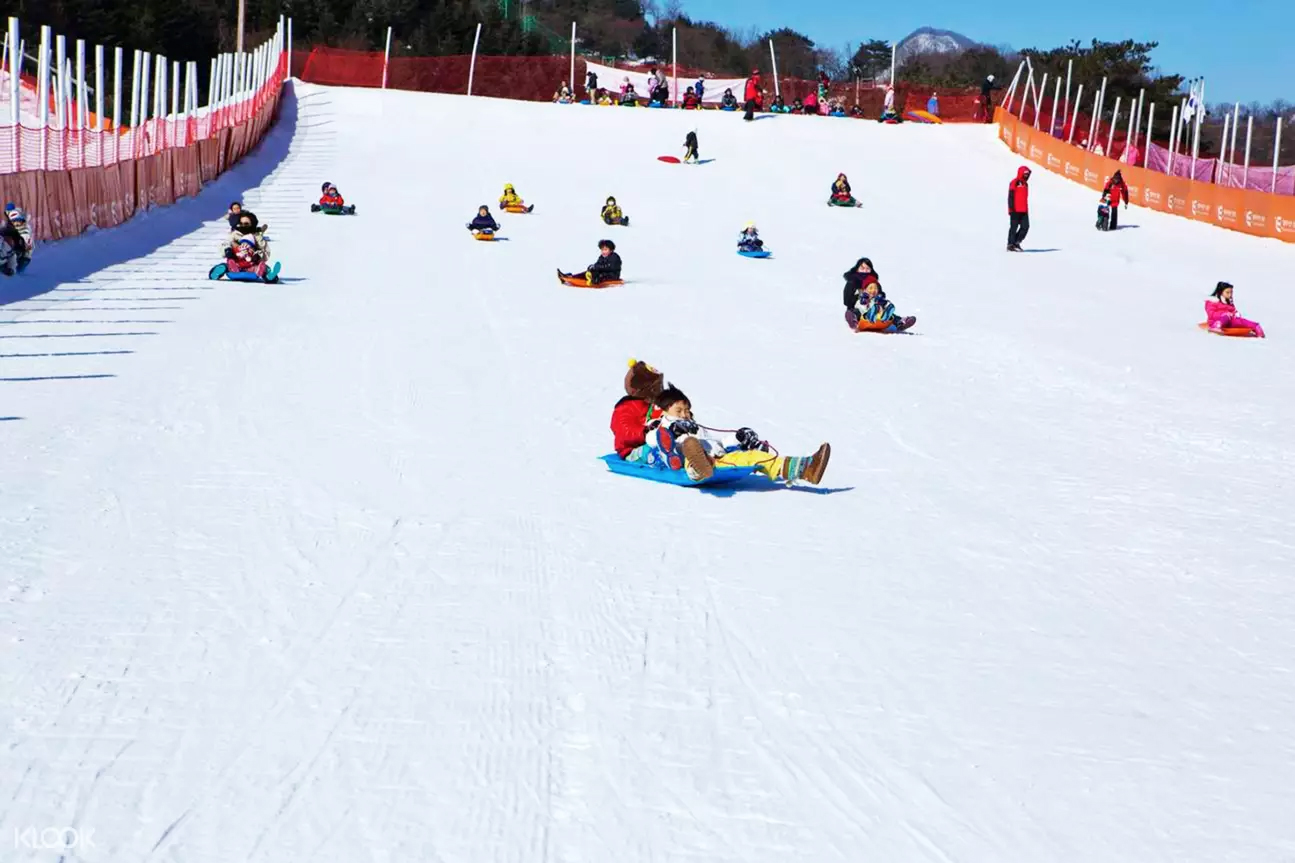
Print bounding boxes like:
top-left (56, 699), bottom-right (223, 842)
top-left (611, 359), bottom-right (667, 459)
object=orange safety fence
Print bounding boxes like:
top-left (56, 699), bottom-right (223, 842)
top-left (300, 47), bottom-right (985, 121)
top-left (0, 55), bottom-right (287, 244)
top-left (996, 107), bottom-right (1295, 243)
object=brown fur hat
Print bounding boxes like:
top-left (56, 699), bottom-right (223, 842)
top-left (624, 358), bottom-right (664, 400)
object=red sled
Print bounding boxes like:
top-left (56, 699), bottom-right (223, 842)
top-left (657, 155), bottom-right (681, 163)
top-left (1197, 322), bottom-right (1259, 338)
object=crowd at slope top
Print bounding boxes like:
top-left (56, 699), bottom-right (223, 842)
top-left (554, 68), bottom-right (973, 123)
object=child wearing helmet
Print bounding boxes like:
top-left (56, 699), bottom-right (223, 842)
top-left (1205, 281), bottom-right (1264, 337)
top-left (559, 239), bottom-right (622, 286)
top-left (601, 196), bottom-right (629, 226)
top-left (738, 222), bottom-right (763, 252)
top-left (319, 182), bottom-right (345, 209)
top-left (1, 203), bottom-right (33, 275)
top-left (467, 205), bottom-right (500, 234)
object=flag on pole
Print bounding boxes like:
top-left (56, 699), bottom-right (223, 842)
top-left (1182, 78), bottom-right (1203, 125)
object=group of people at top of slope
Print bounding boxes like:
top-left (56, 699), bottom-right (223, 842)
top-left (609, 359), bottom-right (832, 485)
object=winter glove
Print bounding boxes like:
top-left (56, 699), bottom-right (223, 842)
top-left (668, 419), bottom-right (699, 437)
top-left (735, 427), bottom-right (761, 450)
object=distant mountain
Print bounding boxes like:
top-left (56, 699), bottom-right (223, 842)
top-left (895, 27), bottom-right (978, 64)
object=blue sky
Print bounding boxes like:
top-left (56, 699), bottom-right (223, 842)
top-left (672, 0), bottom-right (1294, 105)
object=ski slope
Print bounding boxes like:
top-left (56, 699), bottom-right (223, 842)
top-left (3, 81), bottom-right (1295, 862)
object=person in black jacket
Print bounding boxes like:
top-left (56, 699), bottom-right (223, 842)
top-left (979, 74), bottom-right (1001, 123)
top-left (560, 239), bottom-right (622, 285)
top-left (1, 204), bottom-right (32, 276)
top-left (842, 257), bottom-right (879, 312)
top-left (467, 205), bottom-right (500, 234)
top-left (683, 131), bottom-right (699, 163)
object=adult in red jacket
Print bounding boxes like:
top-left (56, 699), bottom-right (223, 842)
top-left (742, 71), bottom-right (761, 120)
top-left (611, 359), bottom-right (666, 459)
top-left (1007, 166), bottom-right (1031, 251)
top-left (1102, 170), bottom-right (1129, 230)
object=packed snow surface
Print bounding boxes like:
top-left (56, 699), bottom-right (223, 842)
top-left (3, 82), bottom-right (1295, 862)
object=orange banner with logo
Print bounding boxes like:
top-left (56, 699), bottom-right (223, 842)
top-left (995, 107), bottom-right (1295, 244)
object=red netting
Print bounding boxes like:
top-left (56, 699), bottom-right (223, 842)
top-left (0, 55), bottom-right (287, 242)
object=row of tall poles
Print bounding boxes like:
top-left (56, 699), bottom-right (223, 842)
top-left (999, 56), bottom-right (1284, 194)
top-left (2, 15), bottom-right (287, 174)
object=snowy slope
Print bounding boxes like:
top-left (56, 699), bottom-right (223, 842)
top-left (2, 82), bottom-right (1295, 862)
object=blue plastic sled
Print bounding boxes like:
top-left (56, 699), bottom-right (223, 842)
top-left (738, 249), bottom-right (771, 258)
top-left (599, 454), bottom-right (758, 487)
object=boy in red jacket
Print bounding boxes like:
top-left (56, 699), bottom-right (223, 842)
top-left (1007, 166), bottom-right (1030, 251)
top-left (611, 359), bottom-right (666, 460)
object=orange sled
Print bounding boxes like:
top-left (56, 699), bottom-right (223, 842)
top-left (472, 232), bottom-right (497, 241)
top-left (558, 272), bottom-right (623, 288)
top-left (1198, 322), bottom-right (1258, 338)
top-left (504, 204), bottom-right (533, 213)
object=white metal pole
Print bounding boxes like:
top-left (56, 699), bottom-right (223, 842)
top-left (6, 18), bottom-right (17, 174)
top-left (76, 39), bottom-right (87, 130)
top-left (569, 22), bottom-right (575, 100)
top-left (1123, 94), bottom-right (1135, 161)
top-left (112, 47), bottom-right (122, 161)
top-left (769, 39), bottom-right (780, 98)
top-left (93, 44), bottom-right (104, 132)
top-left (1095, 76), bottom-right (1107, 135)
top-left (1033, 72), bottom-right (1047, 129)
top-left (1063, 59), bottom-right (1072, 125)
top-left (141, 52), bottom-right (152, 156)
top-left (1131, 88), bottom-right (1144, 157)
top-left (1272, 118), bottom-right (1283, 194)
top-left (671, 27), bottom-right (677, 105)
top-left (1229, 102), bottom-right (1240, 171)
top-left (54, 35), bottom-right (66, 129)
top-left (181, 60), bottom-right (192, 144)
top-left (1001, 60), bottom-right (1024, 114)
top-left (1087, 87), bottom-right (1100, 149)
top-left (1219, 113), bottom-right (1230, 185)
top-left (287, 17), bottom-right (293, 80)
top-left (1145, 103), bottom-right (1155, 169)
top-left (171, 59), bottom-right (179, 116)
top-left (237, 0), bottom-right (245, 54)
top-left (38, 26), bottom-right (50, 169)
top-left (1049, 77), bottom-right (1061, 136)
top-left (889, 42), bottom-right (896, 86)
top-left (1107, 96), bottom-right (1121, 154)
top-left (1168, 104), bottom-right (1179, 174)
top-left (208, 57), bottom-right (218, 112)
top-left (129, 50), bottom-right (140, 130)
top-left (1067, 84), bottom-right (1084, 144)
top-left (1242, 115), bottom-right (1253, 189)
top-left (466, 22), bottom-right (482, 96)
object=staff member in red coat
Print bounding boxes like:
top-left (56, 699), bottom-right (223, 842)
top-left (1007, 166), bottom-right (1031, 251)
top-left (1103, 170), bottom-right (1129, 230)
top-left (743, 70), bottom-right (761, 120)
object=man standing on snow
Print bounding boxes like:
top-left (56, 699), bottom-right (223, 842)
top-left (1103, 170), bottom-right (1129, 230)
top-left (1007, 166), bottom-right (1030, 251)
top-left (743, 70), bottom-right (761, 120)
top-left (980, 74), bottom-right (1000, 123)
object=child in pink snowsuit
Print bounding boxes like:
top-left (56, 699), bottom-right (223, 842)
top-left (1206, 281), bottom-right (1265, 337)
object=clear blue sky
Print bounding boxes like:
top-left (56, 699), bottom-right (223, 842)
top-left (674, 0), bottom-right (1294, 105)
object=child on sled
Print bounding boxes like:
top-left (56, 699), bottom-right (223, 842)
top-left (1, 203), bottom-right (33, 276)
top-left (738, 222), bottom-right (764, 251)
top-left (601, 196), bottom-right (629, 225)
top-left (1205, 281), bottom-right (1265, 337)
top-left (467, 205), bottom-right (500, 234)
top-left (319, 183), bottom-right (345, 208)
top-left (222, 212), bottom-right (272, 277)
top-left (499, 183), bottom-right (529, 210)
top-left (829, 173), bottom-right (858, 206)
top-left (560, 239), bottom-right (622, 285)
top-left (639, 386), bottom-right (831, 485)
top-left (1096, 194), bottom-right (1112, 231)
top-left (842, 257), bottom-right (915, 331)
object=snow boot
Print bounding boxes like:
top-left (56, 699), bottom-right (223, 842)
top-left (893, 315), bottom-right (916, 332)
top-left (678, 436), bottom-right (715, 481)
top-left (779, 443), bottom-right (831, 485)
